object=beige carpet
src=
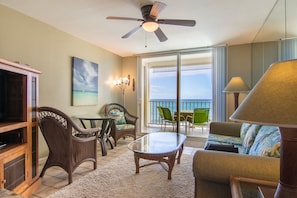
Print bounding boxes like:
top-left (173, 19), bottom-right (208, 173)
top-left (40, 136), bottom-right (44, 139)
top-left (47, 150), bottom-right (194, 198)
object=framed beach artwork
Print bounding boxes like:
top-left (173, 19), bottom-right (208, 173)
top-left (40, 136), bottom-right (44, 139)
top-left (72, 57), bottom-right (98, 106)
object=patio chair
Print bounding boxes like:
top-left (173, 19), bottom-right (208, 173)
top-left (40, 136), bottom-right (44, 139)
top-left (186, 108), bottom-right (210, 133)
top-left (105, 103), bottom-right (138, 146)
top-left (162, 107), bottom-right (187, 131)
top-left (38, 106), bottom-right (99, 184)
top-left (162, 107), bottom-right (176, 131)
top-left (157, 106), bottom-right (165, 129)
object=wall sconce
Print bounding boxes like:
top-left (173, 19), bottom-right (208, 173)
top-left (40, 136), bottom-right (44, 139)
top-left (113, 76), bottom-right (130, 106)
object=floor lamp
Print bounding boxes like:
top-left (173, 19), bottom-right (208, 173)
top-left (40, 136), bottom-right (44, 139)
top-left (113, 77), bottom-right (129, 106)
top-left (224, 77), bottom-right (250, 110)
top-left (230, 60), bottom-right (297, 198)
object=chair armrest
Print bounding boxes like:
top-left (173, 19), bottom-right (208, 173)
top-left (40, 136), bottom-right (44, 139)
top-left (71, 119), bottom-right (101, 135)
top-left (125, 112), bottom-right (138, 125)
top-left (209, 122), bottom-right (242, 137)
top-left (193, 150), bottom-right (280, 184)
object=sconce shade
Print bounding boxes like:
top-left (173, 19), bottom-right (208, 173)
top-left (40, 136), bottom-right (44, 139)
top-left (224, 77), bottom-right (250, 93)
top-left (113, 77), bottom-right (129, 86)
top-left (113, 77), bottom-right (130, 107)
top-left (230, 60), bottom-right (297, 127)
top-left (142, 21), bottom-right (159, 32)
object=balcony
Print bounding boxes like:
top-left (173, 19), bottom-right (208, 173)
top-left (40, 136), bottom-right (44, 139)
top-left (145, 99), bottom-right (212, 137)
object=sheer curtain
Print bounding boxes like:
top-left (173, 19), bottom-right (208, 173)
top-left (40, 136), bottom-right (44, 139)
top-left (212, 45), bottom-right (227, 121)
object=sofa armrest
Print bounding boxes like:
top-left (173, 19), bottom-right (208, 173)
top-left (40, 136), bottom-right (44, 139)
top-left (209, 122), bottom-right (242, 137)
top-left (193, 150), bottom-right (280, 184)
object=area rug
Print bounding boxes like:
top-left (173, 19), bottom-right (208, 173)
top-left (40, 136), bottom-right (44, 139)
top-left (47, 150), bottom-right (194, 198)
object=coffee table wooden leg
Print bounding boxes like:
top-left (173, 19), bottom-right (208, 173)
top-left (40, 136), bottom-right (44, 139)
top-left (134, 154), bottom-right (140, 174)
top-left (176, 144), bottom-right (184, 164)
top-left (167, 152), bottom-right (178, 180)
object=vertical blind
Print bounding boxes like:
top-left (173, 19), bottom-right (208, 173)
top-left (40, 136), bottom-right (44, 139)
top-left (212, 45), bottom-right (227, 121)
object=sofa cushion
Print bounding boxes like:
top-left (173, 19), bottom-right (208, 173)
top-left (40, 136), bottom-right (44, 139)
top-left (248, 126), bottom-right (281, 158)
top-left (241, 124), bottom-right (261, 154)
top-left (109, 109), bottom-right (126, 125)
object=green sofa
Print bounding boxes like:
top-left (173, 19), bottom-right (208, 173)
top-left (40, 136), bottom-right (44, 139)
top-left (193, 122), bottom-right (280, 198)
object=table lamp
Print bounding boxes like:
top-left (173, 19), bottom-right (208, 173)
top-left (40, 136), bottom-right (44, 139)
top-left (224, 77), bottom-right (250, 110)
top-left (230, 59), bottom-right (297, 198)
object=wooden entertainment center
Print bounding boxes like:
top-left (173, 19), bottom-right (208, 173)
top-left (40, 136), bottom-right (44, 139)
top-left (0, 58), bottom-right (41, 197)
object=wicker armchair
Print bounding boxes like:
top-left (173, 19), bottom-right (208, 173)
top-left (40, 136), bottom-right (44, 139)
top-left (104, 103), bottom-right (138, 146)
top-left (38, 106), bottom-right (100, 184)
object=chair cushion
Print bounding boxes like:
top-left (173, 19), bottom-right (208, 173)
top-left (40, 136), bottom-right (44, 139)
top-left (248, 126), bottom-right (281, 158)
top-left (116, 124), bottom-right (135, 130)
top-left (109, 109), bottom-right (126, 125)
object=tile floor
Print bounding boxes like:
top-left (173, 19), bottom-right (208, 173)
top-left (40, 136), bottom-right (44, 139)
top-left (31, 130), bottom-right (203, 198)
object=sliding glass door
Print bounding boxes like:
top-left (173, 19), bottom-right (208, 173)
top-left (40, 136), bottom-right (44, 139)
top-left (139, 49), bottom-right (214, 136)
top-left (180, 52), bottom-right (212, 135)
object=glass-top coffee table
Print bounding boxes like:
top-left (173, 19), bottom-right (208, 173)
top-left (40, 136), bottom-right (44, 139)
top-left (128, 132), bottom-right (186, 179)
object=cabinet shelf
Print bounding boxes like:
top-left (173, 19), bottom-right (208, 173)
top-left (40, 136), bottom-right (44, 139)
top-left (0, 122), bottom-right (27, 134)
top-left (0, 143), bottom-right (26, 156)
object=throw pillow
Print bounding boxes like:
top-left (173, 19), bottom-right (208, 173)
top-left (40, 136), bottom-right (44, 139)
top-left (241, 124), bottom-right (261, 154)
top-left (109, 109), bottom-right (126, 125)
top-left (240, 123), bottom-right (252, 140)
top-left (248, 126), bottom-right (280, 158)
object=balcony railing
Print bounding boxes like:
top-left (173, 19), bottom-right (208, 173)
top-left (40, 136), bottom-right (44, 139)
top-left (149, 99), bottom-right (212, 124)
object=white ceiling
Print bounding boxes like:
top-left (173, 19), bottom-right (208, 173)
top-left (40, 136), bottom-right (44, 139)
top-left (0, 0), bottom-right (278, 57)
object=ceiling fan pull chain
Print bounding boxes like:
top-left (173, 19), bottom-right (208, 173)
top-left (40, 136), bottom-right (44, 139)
top-left (145, 32), bottom-right (148, 48)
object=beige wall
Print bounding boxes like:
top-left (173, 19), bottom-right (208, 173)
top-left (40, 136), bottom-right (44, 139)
top-left (0, 5), bottom-right (122, 157)
top-left (122, 56), bottom-right (138, 115)
top-left (226, 44), bottom-right (252, 120)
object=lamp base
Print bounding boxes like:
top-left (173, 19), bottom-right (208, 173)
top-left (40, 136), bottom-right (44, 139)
top-left (233, 92), bottom-right (239, 110)
top-left (275, 182), bottom-right (297, 198)
top-left (274, 127), bottom-right (297, 198)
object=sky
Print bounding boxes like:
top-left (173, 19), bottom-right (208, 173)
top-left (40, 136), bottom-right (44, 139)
top-left (72, 57), bottom-right (98, 92)
top-left (149, 64), bottom-right (212, 99)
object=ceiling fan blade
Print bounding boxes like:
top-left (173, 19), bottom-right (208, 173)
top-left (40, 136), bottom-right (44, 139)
top-left (122, 25), bottom-right (142, 39)
top-left (154, 28), bottom-right (167, 42)
top-left (157, 19), bottom-right (196, 26)
top-left (150, 1), bottom-right (167, 18)
top-left (106, 16), bottom-right (144, 22)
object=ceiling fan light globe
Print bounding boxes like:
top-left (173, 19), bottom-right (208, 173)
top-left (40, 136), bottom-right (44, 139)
top-left (142, 21), bottom-right (158, 32)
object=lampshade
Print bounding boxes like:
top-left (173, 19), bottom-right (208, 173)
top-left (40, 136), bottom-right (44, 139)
top-left (230, 60), bottom-right (297, 127)
top-left (142, 21), bottom-right (159, 32)
top-left (224, 77), bottom-right (250, 93)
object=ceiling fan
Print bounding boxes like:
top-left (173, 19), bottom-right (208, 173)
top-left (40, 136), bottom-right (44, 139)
top-left (106, 1), bottom-right (196, 42)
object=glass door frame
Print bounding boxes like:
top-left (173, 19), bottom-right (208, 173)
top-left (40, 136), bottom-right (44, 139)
top-left (138, 47), bottom-right (214, 134)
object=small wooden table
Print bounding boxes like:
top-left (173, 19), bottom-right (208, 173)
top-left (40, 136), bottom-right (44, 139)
top-left (174, 110), bottom-right (193, 134)
top-left (128, 132), bottom-right (186, 179)
top-left (76, 114), bottom-right (114, 156)
top-left (230, 176), bottom-right (277, 198)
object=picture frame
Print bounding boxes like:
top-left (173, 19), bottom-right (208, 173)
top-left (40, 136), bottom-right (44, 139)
top-left (72, 57), bottom-right (98, 106)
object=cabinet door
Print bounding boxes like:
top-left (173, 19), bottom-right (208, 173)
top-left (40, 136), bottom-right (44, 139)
top-left (30, 76), bottom-right (38, 181)
top-left (4, 154), bottom-right (26, 190)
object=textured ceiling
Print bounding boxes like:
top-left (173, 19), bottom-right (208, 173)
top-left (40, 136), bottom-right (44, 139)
top-left (0, 0), bottom-right (279, 57)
